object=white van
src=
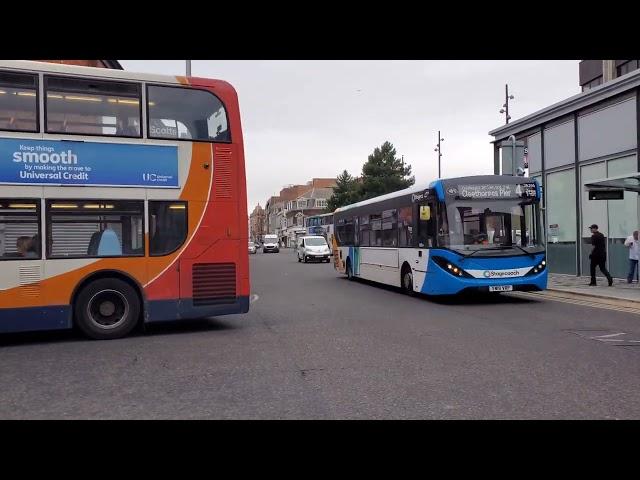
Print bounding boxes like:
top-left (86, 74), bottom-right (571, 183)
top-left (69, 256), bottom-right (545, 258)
top-left (297, 236), bottom-right (331, 263)
top-left (263, 234), bottom-right (279, 253)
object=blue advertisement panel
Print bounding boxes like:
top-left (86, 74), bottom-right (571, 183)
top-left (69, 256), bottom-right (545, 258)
top-left (0, 138), bottom-right (179, 188)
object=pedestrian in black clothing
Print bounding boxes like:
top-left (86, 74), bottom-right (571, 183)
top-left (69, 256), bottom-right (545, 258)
top-left (588, 224), bottom-right (613, 286)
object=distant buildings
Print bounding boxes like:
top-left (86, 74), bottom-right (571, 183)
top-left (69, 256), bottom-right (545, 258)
top-left (249, 204), bottom-right (266, 242)
top-left (260, 178), bottom-right (336, 247)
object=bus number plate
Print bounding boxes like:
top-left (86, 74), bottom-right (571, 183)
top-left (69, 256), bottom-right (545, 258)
top-left (489, 285), bottom-right (513, 292)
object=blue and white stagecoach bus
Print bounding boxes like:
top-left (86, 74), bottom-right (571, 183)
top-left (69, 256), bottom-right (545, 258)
top-left (332, 175), bottom-right (546, 295)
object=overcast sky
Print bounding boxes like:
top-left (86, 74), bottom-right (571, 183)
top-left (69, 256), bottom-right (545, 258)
top-left (121, 60), bottom-right (580, 210)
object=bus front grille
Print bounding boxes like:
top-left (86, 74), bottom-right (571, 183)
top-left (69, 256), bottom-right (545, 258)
top-left (192, 263), bottom-right (237, 306)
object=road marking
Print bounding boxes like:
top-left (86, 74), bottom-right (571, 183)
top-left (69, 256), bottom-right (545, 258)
top-left (592, 333), bottom-right (626, 338)
top-left (597, 338), bottom-right (640, 343)
top-left (250, 294), bottom-right (260, 303)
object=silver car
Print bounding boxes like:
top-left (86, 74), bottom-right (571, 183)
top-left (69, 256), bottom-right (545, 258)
top-left (248, 241), bottom-right (257, 254)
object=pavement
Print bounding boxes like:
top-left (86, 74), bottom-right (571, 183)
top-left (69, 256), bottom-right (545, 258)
top-left (2, 250), bottom-right (640, 419)
top-left (547, 273), bottom-right (640, 305)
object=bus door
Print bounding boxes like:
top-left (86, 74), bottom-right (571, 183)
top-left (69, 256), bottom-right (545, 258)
top-left (412, 200), bottom-right (435, 290)
top-left (352, 216), bottom-right (360, 275)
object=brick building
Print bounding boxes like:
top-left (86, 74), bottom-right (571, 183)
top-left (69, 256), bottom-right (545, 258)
top-left (263, 178), bottom-right (337, 247)
top-left (249, 204), bottom-right (266, 242)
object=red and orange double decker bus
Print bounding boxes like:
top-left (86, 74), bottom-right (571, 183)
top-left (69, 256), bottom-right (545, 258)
top-left (0, 60), bottom-right (249, 339)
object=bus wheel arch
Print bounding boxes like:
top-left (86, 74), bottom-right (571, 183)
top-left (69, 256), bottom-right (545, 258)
top-left (70, 270), bottom-right (145, 340)
top-left (401, 262), bottom-right (414, 294)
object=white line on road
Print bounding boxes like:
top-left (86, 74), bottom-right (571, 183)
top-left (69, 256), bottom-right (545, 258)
top-left (596, 339), bottom-right (640, 343)
top-left (250, 294), bottom-right (260, 303)
top-left (592, 333), bottom-right (626, 338)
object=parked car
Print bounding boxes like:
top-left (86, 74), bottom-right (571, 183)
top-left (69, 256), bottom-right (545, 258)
top-left (297, 235), bottom-right (331, 263)
top-left (263, 235), bottom-right (280, 253)
top-left (248, 241), bottom-right (257, 254)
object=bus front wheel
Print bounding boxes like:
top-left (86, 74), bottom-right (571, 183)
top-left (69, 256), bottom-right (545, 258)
top-left (74, 278), bottom-right (141, 340)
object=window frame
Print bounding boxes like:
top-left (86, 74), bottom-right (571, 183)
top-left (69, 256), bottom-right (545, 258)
top-left (45, 199), bottom-right (146, 260)
top-left (397, 205), bottom-right (413, 248)
top-left (0, 198), bottom-right (41, 261)
top-left (148, 200), bottom-right (189, 257)
top-left (145, 83), bottom-right (232, 144)
top-left (0, 71), bottom-right (40, 134)
top-left (381, 209), bottom-right (397, 247)
top-left (43, 74), bottom-right (143, 139)
top-left (617, 60), bottom-right (639, 78)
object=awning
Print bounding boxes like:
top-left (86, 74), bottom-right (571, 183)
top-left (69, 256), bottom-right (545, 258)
top-left (584, 172), bottom-right (640, 193)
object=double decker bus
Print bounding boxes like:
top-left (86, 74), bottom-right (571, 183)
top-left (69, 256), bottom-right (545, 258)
top-left (304, 212), bottom-right (333, 243)
top-left (333, 175), bottom-right (546, 295)
top-left (0, 61), bottom-right (249, 339)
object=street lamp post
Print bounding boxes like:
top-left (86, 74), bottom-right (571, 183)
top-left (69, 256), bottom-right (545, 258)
top-left (186, 60), bottom-right (192, 77)
top-left (499, 84), bottom-right (514, 124)
top-left (434, 131), bottom-right (444, 179)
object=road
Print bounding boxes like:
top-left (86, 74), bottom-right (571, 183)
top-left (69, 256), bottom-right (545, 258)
top-left (2, 249), bottom-right (640, 419)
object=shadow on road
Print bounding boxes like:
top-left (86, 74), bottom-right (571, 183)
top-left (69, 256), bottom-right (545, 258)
top-left (0, 317), bottom-right (239, 347)
top-left (341, 276), bottom-right (539, 306)
top-left (143, 317), bottom-right (238, 337)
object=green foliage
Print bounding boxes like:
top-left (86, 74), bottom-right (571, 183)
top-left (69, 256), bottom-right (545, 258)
top-left (326, 141), bottom-right (414, 212)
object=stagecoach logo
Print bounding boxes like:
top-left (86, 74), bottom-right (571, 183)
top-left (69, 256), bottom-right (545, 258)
top-left (411, 190), bottom-right (430, 202)
top-left (483, 270), bottom-right (520, 278)
top-left (446, 187), bottom-right (458, 195)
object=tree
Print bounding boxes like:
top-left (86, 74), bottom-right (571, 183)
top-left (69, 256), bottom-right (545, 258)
top-left (358, 141), bottom-right (414, 200)
top-left (326, 169), bottom-right (359, 212)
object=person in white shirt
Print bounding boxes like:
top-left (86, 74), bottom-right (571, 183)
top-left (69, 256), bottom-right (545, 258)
top-left (624, 230), bottom-right (639, 283)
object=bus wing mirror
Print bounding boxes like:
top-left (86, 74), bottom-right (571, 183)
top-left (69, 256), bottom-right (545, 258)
top-left (420, 206), bottom-right (431, 221)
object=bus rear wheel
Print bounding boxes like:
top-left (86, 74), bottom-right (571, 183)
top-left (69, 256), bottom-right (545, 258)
top-left (74, 278), bottom-right (140, 340)
top-left (401, 265), bottom-right (414, 295)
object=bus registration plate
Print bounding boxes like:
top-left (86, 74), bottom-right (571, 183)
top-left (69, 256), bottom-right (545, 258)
top-left (489, 285), bottom-right (513, 292)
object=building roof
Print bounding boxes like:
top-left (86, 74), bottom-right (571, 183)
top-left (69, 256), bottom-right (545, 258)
top-left (297, 187), bottom-right (334, 200)
top-left (489, 68), bottom-right (640, 141)
top-left (250, 204), bottom-right (265, 215)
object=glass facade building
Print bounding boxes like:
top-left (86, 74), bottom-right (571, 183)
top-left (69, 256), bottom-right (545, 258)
top-left (490, 71), bottom-right (640, 279)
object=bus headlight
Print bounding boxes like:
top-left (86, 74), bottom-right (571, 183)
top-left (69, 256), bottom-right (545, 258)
top-left (526, 257), bottom-right (547, 275)
top-left (432, 256), bottom-right (473, 278)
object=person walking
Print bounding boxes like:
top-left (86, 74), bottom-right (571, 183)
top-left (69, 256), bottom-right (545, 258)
top-left (588, 224), bottom-right (613, 286)
top-left (624, 230), bottom-right (639, 283)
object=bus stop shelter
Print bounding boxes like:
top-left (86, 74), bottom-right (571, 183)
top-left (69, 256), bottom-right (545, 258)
top-left (584, 172), bottom-right (640, 196)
